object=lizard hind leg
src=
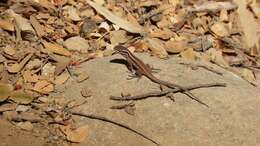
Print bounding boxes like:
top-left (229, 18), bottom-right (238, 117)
top-left (146, 64), bottom-right (161, 73)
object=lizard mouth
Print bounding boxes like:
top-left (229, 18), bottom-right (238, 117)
top-left (112, 50), bottom-right (119, 55)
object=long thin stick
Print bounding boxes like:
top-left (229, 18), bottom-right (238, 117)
top-left (110, 82), bottom-right (226, 101)
top-left (71, 111), bottom-right (159, 146)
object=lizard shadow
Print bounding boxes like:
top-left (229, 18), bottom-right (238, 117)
top-left (110, 58), bottom-right (140, 80)
top-left (110, 58), bottom-right (128, 68)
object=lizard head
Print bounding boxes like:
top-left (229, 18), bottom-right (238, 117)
top-left (113, 45), bottom-right (130, 58)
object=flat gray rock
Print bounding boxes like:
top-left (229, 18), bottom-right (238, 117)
top-left (59, 53), bottom-right (260, 146)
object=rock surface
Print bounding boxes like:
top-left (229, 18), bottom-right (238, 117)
top-left (58, 53), bottom-right (260, 146)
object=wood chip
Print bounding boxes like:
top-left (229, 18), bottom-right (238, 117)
top-left (43, 42), bottom-right (72, 56)
top-left (33, 80), bottom-right (54, 94)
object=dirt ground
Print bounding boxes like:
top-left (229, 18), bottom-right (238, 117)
top-left (2, 54), bottom-right (259, 146)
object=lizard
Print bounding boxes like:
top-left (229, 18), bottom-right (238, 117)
top-left (113, 45), bottom-right (209, 107)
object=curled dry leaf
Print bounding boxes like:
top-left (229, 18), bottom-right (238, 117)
top-left (33, 80), bottom-right (54, 94)
top-left (4, 46), bottom-right (16, 56)
top-left (0, 83), bottom-right (14, 102)
top-left (86, 0), bottom-right (146, 34)
top-left (10, 90), bottom-right (34, 104)
top-left (99, 22), bottom-right (110, 32)
top-left (43, 42), bottom-right (72, 57)
top-left (5, 53), bottom-right (33, 73)
top-left (61, 125), bottom-right (89, 143)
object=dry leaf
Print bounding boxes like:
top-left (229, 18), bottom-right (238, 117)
top-left (6, 9), bottom-right (37, 41)
top-left (0, 83), bottom-right (14, 102)
top-left (52, 55), bottom-right (70, 75)
top-left (64, 6), bottom-right (82, 21)
top-left (234, 0), bottom-right (258, 50)
top-left (76, 73), bottom-right (89, 83)
top-left (42, 63), bottom-right (56, 80)
top-left (23, 70), bottom-right (39, 83)
top-left (17, 121), bottom-right (33, 131)
top-left (10, 90), bottom-right (34, 104)
top-left (240, 68), bottom-right (255, 83)
top-left (39, 0), bottom-right (56, 9)
top-left (33, 80), bottom-right (54, 94)
top-left (86, 0), bottom-right (146, 34)
top-left (207, 48), bottom-right (229, 68)
top-left (25, 59), bottom-right (42, 70)
top-left (220, 9), bottom-right (228, 22)
top-left (61, 125), bottom-right (89, 143)
top-left (0, 103), bottom-right (17, 112)
top-left (249, 2), bottom-right (260, 18)
top-left (0, 19), bottom-right (15, 31)
top-left (110, 30), bottom-right (129, 45)
top-left (145, 37), bottom-right (168, 58)
top-left (210, 22), bottom-right (229, 37)
top-left (54, 72), bottom-right (70, 85)
top-left (180, 48), bottom-right (196, 60)
top-left (43, 42), bottom-right (72, 56)
top-left (16, 105), bottom-right (30, 112)
top-left (165, 40), bottom-right (186, 53)
top-left (29, 16), bottom-right (45, 37)
top-left (189, 1), bottom-right (238, 12)
top-left (149, 29), bottom-right (174, 40)
top-left (64, 36), bottom-right (89, 53)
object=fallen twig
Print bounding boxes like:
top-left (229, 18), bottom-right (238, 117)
top-left (110, 82), bottom-right (226, 101)
top-left (71, 111), bottom-right (159, 146)
top-left (179, 62), bottom-right (224, 75)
